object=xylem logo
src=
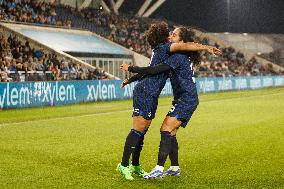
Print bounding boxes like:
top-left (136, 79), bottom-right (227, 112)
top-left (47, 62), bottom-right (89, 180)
top-left (199, 80), bottom-right (215, 93)
top-left (250, 79), bottom-right (261, 89)
top-left (87, 81), bottom-right (116, 101)
top-left (0, 82), bottom-right (76, 108)
top-left (218, 79), bottom-right (233, 90)
top-left (235, 79), bottom-right (248, 89)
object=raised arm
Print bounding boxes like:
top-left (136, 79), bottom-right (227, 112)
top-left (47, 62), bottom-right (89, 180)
top-left (170, 42), bottom-right (222, 56)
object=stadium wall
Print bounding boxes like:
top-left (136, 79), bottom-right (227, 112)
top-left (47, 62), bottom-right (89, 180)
top-left (0, 76), bottom-right (284, 109)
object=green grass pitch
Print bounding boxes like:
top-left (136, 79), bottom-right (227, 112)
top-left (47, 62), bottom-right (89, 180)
top-left (0, 87), bottom-right (284, 189)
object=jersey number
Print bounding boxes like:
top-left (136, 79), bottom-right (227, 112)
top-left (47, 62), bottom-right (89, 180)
top-left (190, 62), bottom-right (196, 83)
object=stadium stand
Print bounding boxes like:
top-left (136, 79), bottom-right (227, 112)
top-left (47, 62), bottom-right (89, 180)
top-left (0, 0), bottom-right (283, 82)
top-left (0, 28), bottom-right (110, 82)
top-left (55, 5), bottom-right (152, 57)
top-left (211, 33), bottom-right (284, 68)
top-left (260, 50), bottom-right (284, 68)
top-left (54, 4), bottom-right (283, 77)
top-left (0, 0), bottom-right (57, 25)
top-left (1, 21), bottom-right (134, 79)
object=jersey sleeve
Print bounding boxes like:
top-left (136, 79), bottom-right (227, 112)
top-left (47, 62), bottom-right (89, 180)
top-left (128, 64), bottom-right (171, 75)
top-left (127, 73), bottom-right (144, 83)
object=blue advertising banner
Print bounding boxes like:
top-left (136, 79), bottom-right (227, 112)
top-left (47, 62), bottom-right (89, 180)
top-left (0, 76), bottom-right (283, 109)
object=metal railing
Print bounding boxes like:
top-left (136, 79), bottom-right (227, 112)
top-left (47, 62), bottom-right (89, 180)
top-left (0, 70), bottom-right (108, 82)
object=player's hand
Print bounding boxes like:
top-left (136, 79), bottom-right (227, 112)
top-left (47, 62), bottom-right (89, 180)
top-left (120, 63), bottom-right (129, 71)
top-left (207, 46), bottom-right (222, 56)
top-left (213, 47), bottom-right (222, 56)
top-left (121, 79), bottom-right (129, 88)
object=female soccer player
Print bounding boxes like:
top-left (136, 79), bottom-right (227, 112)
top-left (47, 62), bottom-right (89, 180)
top-left (117, 23), bottom-right (221, 180)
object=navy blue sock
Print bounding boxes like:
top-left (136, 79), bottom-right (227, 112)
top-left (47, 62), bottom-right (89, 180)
top-left (132, 128), bottom-right (148, 166)
top-left (121, 129), bottom-right (144, 167)
top-left (157, 131), bottom-right (172, 166)
top-left (169, 135), bottom-right (179, 166)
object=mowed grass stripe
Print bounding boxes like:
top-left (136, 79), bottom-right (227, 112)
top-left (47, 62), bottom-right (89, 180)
top-left (1, 91), bottom-right (283, 127)
top-left (1, 87), bottom-right (284, 126)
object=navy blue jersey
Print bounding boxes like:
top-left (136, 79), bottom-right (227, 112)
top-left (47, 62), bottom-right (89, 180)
top-left (135, 42), bottom-right (172, 98)
top-left (164, 53), bottom-right (198, 101)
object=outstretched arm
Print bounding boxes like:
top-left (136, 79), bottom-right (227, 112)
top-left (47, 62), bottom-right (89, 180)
top-left (120, 63), bottom-right (171, 75)
top-left (120, 73), bottom-right (144, 88)
top-left (170, 42), bottom-right (222, 56)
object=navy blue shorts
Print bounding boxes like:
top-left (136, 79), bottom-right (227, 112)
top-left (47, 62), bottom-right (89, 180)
top-left (132, 89), bottom-right (158, 120)
top-left (167, 97), bottom-right (199, 128)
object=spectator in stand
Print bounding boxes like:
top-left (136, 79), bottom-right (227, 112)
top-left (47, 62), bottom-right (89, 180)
top-left (33, 48), bottom-right (44, 59)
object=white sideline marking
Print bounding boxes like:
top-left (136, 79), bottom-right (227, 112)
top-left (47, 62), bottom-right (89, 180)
top-left (0, 109), bottom-right (134, 128)
top-left (0, 92), bottom-right (283, 128)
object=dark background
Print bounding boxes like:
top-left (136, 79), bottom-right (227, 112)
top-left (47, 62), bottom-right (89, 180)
top-left (119, 0), bottom-right (284, 33)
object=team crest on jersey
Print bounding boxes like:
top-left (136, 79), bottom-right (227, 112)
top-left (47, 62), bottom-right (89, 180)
top-left (133, 108), bottom-right (140, 114)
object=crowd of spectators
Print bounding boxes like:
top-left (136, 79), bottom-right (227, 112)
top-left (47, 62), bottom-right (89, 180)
top-left (195, 46), bottom-right (280, 77)
top-left (0, 33), bottom-right (109, 82)
top-left (0, 0), bottom-right (73, 27)
top-left (55, 5), bottom-right (283, 77)
top-left (56, 6), bottom-right (152, 56)
top-left (259, 51), bottom-right (284, 68)
top-left (1, 1), bottom-right (283, 80)
top-left (196, 54), bottom-right (278, 77)
top-left (0, 0), bottom-right (58, 25)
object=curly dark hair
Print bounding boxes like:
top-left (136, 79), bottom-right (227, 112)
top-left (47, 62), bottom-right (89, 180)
top-left (178, 27), bottom-right (201, 64)
top-left (144, 22), bottom-right (169, 49)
